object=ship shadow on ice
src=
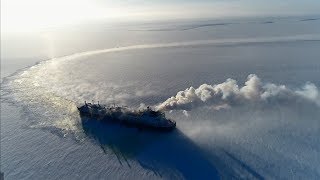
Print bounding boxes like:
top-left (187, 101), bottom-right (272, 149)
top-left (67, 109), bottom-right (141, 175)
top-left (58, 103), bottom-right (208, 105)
top-left (80, 116), bottom-right (220, 179)
top-left (80, 117), bottom-right (161, 163)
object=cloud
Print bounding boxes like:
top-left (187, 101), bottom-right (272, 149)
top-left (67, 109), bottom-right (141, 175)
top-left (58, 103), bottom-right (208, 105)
top-left (156, 74), bottom-right (320, 111)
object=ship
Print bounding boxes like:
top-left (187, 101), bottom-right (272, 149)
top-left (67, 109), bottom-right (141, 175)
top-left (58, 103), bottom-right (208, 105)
top-left (77, 101), bottom-right (176, 131)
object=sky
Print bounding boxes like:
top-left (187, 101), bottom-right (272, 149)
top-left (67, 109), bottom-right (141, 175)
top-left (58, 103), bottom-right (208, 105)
top-left (1, 0), bottom-right (320, 32)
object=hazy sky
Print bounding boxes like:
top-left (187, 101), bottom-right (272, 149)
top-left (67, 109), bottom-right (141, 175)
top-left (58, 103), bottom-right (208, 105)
top-left (2, 0), bottom-right (320, 32)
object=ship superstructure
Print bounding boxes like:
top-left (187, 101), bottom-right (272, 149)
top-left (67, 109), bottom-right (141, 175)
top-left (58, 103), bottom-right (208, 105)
top-left (78, 101), bottom-right (176, 131)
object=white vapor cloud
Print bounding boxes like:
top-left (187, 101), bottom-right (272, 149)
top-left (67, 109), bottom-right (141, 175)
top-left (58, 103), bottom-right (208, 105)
top-left (156, 74), bottom-right (320, 111)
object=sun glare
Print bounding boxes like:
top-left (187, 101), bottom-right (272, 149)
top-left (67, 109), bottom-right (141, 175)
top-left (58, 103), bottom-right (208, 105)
top-left (2, 0), bottom-right (318, 33)
top-left (1, 0), bottom-right (117, 32)
top-left (0, 0), bottom-right (231, 33)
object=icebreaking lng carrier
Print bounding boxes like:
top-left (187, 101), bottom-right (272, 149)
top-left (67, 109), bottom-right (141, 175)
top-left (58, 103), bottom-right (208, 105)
top-left (78, 101), bottom-right (176, 131)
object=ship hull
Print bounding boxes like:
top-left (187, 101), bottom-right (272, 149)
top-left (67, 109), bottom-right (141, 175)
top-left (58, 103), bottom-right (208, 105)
top-left (78, 109), bottom-right (176, 131)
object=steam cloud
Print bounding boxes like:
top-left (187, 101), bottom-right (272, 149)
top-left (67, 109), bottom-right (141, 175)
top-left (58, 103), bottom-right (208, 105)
top-left (156, 74), bottom-right (320, 111)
